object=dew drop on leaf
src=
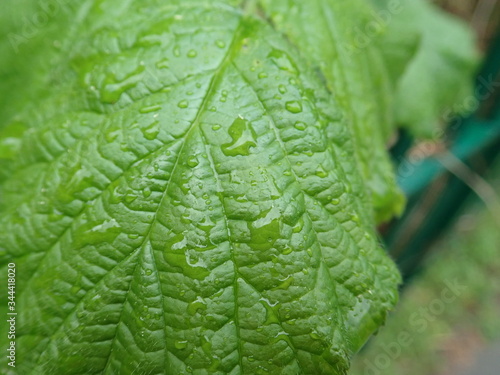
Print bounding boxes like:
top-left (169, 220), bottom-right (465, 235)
top-left (187, 296), bottom-right (207, 315)
top-left (187, 155), bottom-right (199, 168)
top-left (142, 186), bottom-right (152, 198)
top-left (175, 340), bottom-right (188, 350)
top-left (285, 101), bottom-right (303, 114)
top-left (315, 165), bottom-right (328, 178)
top-left (142, 121), bottom-right (160, 140)
top-left (139, 105), bottom-right (162, 114)
top-left (221, 117), bottom-right (257, 157)
top-left (173, 45), bottom-right (181, 57)
top-left (268, 49), bottom-right (298, 74)
top-left (178, 99), bottom-right (189, 108)
top-left (294, 121), bottom-right (306, 130)
top-left (156, 58), bottom-right (169, 69)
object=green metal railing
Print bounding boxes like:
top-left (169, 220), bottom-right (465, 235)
top-left (384, 33), bottom-right (500, 280)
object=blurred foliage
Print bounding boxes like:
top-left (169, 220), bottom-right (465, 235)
top-left (434, 0), bottom-right (500, 49)
top-left (351, 157), bottom-right (500, 375)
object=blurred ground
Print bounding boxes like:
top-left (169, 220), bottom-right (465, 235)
top-left (351, 156), bottom-right (500, 374)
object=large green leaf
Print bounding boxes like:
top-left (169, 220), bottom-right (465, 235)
top-left (258, 0), bottom-right (406, 223)
top-left (0, 1), bottom-right (400, 374)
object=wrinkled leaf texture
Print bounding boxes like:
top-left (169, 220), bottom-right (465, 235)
top-left (0, 0), bottom-right (476, 374)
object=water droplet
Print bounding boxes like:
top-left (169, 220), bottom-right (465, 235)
top-left (156, 58), bottom-right (169, 69)
top-left (215, 40), bottom-right (226, 48)
top-left (142, 121), bottom-right (160, 140)
top-left (221, 117), bottom-right (257, 157)
top-left (310, 332), bottom-right (321, 340)
top-left (105, 128), bottom-right (120, 143)
top-left (285, 101), bottom-right (303, 114)
top-left (164, 237), bottom-right (210, 280)
top-left (187, 49), bottom-right (197, 58)
top-left (258, 72), bottom-right (268, 79)
top-left (187, 296), bottom-right (207, 315)
top-left (278, 85), bottom-right (287, 94)
top-left (315, 165), bottom-right (328, 178)
top-left (201, 335), bottom-right (212, 355)
top-left (175, 340), bottom-right (188, 349)
top-left (142, 187), bottom-right (152, 198)
top-left (187, 156), bottom-right (199, 168)
top-left (139, 105), bottom-right (162, 114)
top-left (128, 233), bottom-right (139, 239)
top-left (173, 45), bottom-right (181, 57)
top-left (99, 64), bottom-right (146, 104)
top-left (294, 121), bottom-right (306, 131)
top-left (259, 297), bottom-right (281, 325)
top-left (125, 192), bottom-right (137, 203)
top-left (268, 49), bottom-right (299, 74)
top-left (74, 219), bottom-right (121, 248)
top-left (273, 275), bottom-right (294, 290)
top-left (212, 124), bottom-right (221, 131)
top-left (178, 100), bottom-right (189, 108)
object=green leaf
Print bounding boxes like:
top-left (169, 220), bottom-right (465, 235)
top-left (0, 1), bottom-right (402, 374)
top-left (258, 0), bottom-right (405, 222)
top-left (371, 0), bottom-right (480, 137)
